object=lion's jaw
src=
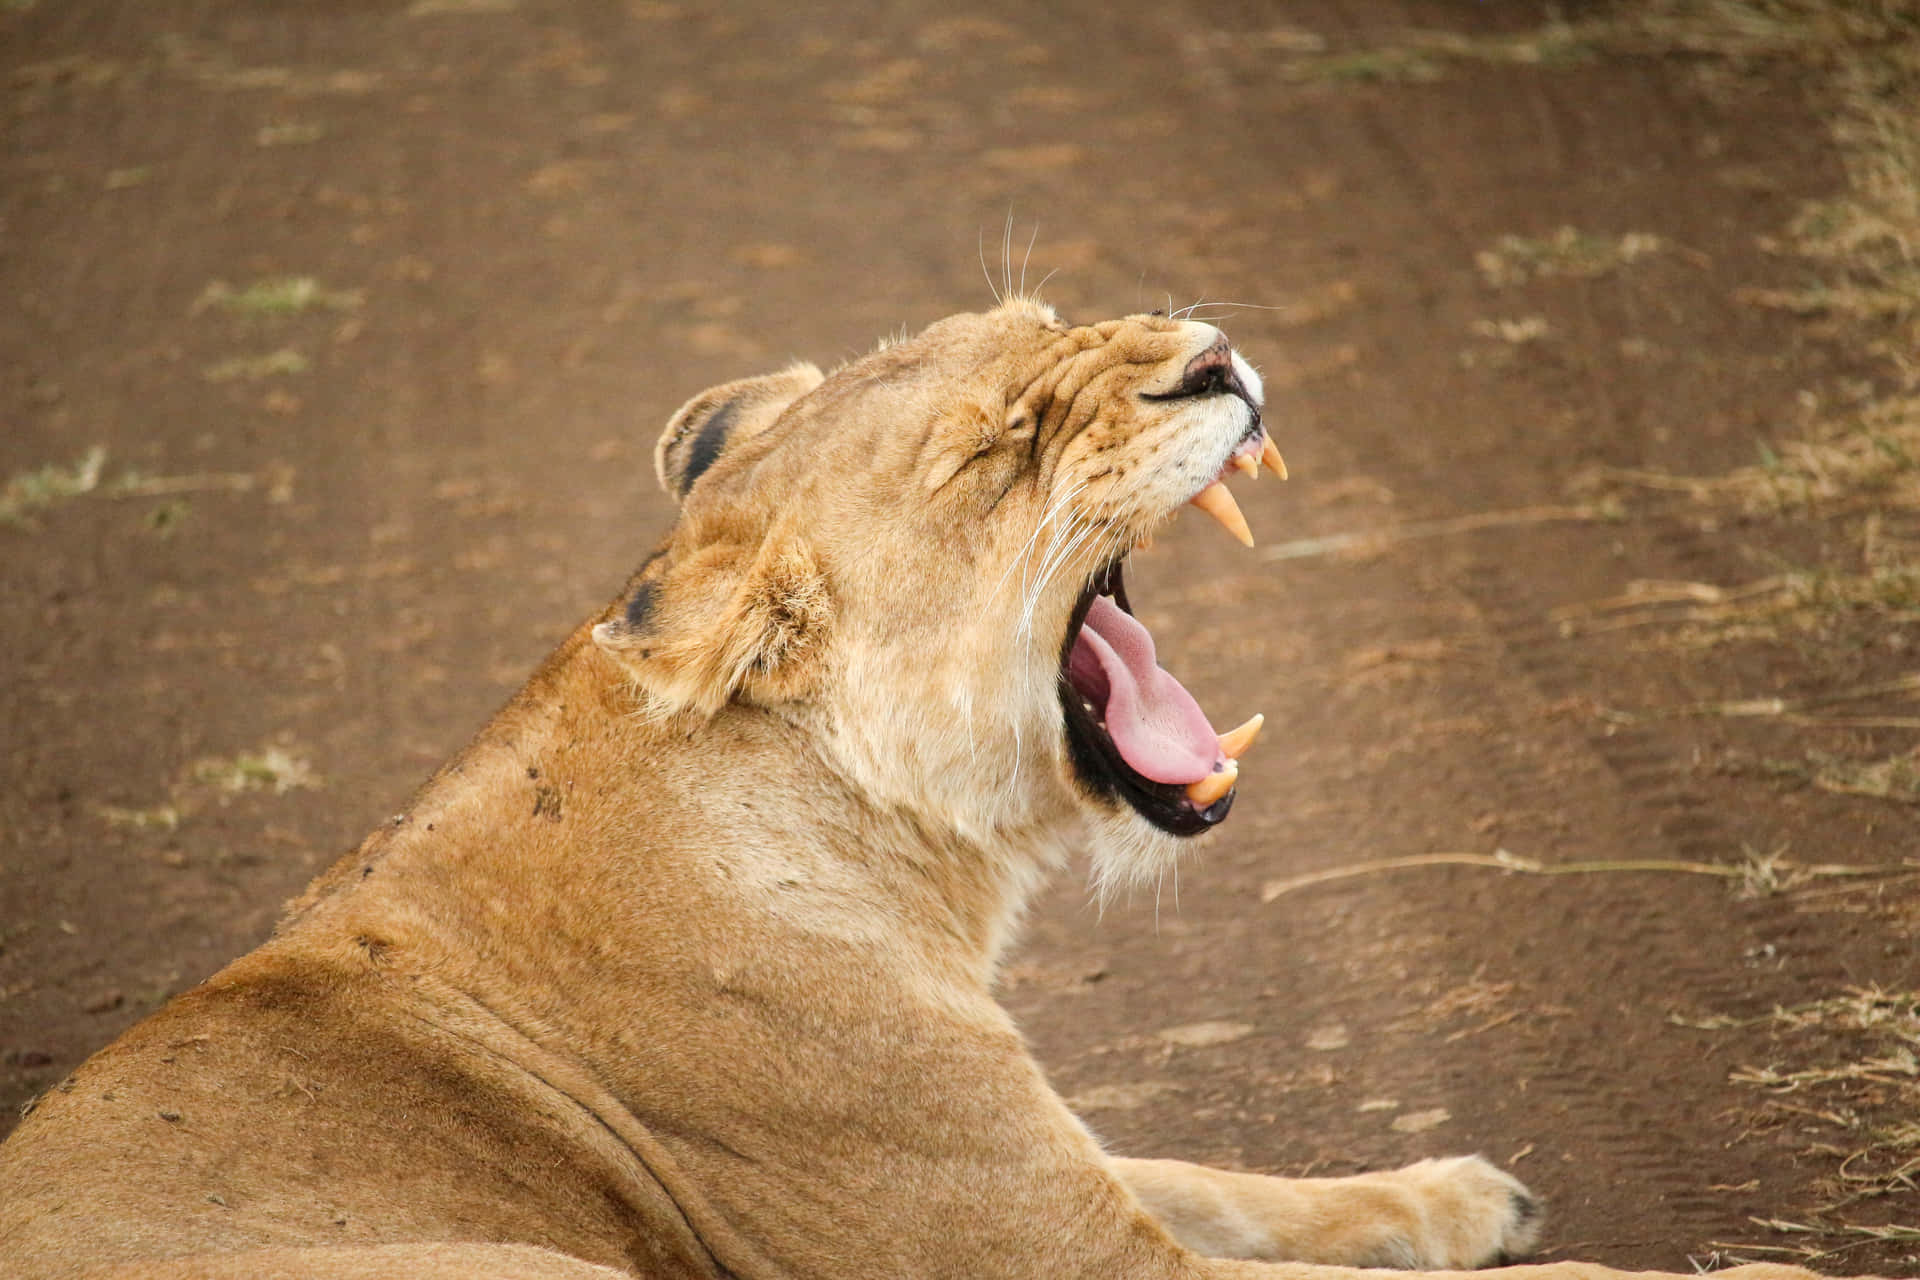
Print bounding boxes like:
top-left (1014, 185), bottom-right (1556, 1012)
top-left (597, 299), bottom-right (1274, 907)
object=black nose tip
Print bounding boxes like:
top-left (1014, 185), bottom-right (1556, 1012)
top-left (1147, 335), bottom-right (1253, 412)
top-left (1176, 335), bottom-right (1235, 395)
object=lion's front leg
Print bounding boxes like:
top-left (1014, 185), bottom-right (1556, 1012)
top-left (1111, 1154), bottom-right (1542, 1270)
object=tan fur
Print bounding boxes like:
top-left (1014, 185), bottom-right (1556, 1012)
top-left (0, 302), bottom-right (1873, 1280)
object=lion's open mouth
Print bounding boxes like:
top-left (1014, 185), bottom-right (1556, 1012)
top-left (1059, 563), bottom-right (1232, 836)
top-left (1057, 429), bottom-right (1281, 837)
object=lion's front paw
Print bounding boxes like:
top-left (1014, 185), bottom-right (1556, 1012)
top-left (1376, 1155), bottom-right (1543, 1270)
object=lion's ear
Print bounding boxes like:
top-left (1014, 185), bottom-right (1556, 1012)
top-left (654, 363), bottom-right (824, 502)
top-left (591, 529), bottom-right (832, 716)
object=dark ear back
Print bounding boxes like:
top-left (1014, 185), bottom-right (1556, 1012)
top-left (592, 530), bottom-right (832, 716)
top-left (655, 363), bottom-right (824, 501)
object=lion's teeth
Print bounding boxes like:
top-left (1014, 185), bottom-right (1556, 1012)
top-left (1189, 482), bottom-right (1253, 548)
top-left (1218, 714), bottom-right (1264, 760)
top-left (1185, 759), bottom-right (1238, 807)
top-left (1260, 435), bottom-right (1288, 481)
top-left (1231, 452), bottom-right (1260, 479)
top-left (1135, 532), bottom-right (1154, 552)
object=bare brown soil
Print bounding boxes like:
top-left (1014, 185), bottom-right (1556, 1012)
top-left (3, 0), bottom-right (1916, 1273)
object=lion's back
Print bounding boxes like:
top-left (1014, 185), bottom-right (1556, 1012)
top-left (0, 951), bottom-right (712, 1280)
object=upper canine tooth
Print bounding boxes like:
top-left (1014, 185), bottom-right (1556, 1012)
top-left (1260, 436), bottom-right (1288, 481)
top-left (1185, 759), bottom-right (1239, 807)
top-left (1218, 713), bottom-right (1264, 760)
top-left (1189, 482), bottom-right (1254, 548)
top-left (1231, 453), bottom-right (1260, 479)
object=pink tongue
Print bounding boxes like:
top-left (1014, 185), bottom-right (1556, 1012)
top-left (1065, 596), bottom-right (1222, 785)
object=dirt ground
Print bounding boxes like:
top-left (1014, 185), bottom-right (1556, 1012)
top-left (4, 0), bottom-right (1917, 1273)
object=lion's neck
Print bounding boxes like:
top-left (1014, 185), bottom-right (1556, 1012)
top-left (291, 622), bottom-right (1068, 1003)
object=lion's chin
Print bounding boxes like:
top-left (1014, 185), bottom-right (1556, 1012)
top-left (1081, 803), bottom-right (1198, 903)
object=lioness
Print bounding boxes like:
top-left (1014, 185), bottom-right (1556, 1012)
top-left (0, 302), bottom-right (1863, 1280)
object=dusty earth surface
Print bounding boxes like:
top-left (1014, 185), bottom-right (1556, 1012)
top-left (3, 0), bottom-right (1917, 1274)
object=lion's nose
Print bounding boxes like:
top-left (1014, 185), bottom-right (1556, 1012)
top-left (1168, 334), bottom-right (1249, 403)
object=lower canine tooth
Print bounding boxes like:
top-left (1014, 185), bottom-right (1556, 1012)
top-left (1186, 759), bottom-right (1238, 807)
top-left (1260, 436), bottom-right (1288, 481)
top-left (1190, 482), bottom-right (1254, 548)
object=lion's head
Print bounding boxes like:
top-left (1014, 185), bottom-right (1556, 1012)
top-left (593, 299), bottom-right (1280, 892)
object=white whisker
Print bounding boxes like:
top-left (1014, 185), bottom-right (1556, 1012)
top-left (978, 229), bottom-right (1002, 306)
top-left (1184, 299), bottom-right (1291, 321)
top-left (1021, 512), bottom-right (1101, 642)
top-left (1017, 513), bottom-right (1076, 641)
top-left (1002, 210), bottom-right (1015, 306)
top-left (993, 479), bottom-right (1090, 607)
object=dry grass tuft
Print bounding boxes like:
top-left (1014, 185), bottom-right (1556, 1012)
top-left (406, 0), bottom-right (517, 13)
top-left (255, 121), bottom-right (327, 147)
top-left (1258, 846), bottom-right (1907, 904)
top-left (1471, 315), bottom-right (1552, 344)
top-left (1629, 2), bottom-right (1916, 58)
top-left (1640, 2), bottom-right (1920, 364)
top-left (1692, 988), bottom-right (1920, 1258)
top-left (1476, 227), bottom-right (1666, 288)
top-left (1591, 395), bottom-right (1920, 517)
top-left (1553, 566), bottom-right (1920, 650)
top-left (1718, 747), bottom-right (1920, 804)
top-left (158, 35), bottom-right (382, 96)
top-left (1560, 4), bottom-right (1920, 665)
top-left (96, 803), bottom-right (183, 832)
top-left (1805, 747), bottom-right (1920, 801)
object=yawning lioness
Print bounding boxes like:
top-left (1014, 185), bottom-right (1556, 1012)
top-left (0, 302), bottom-right (1864, 1280)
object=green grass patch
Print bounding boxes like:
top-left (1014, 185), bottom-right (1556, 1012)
top-left (189, 746), bottom-right (320, 795)
top-left (0, 446), bottom-right (106, 530)
top-left (1277, 22), bottom-right (1607, 84)
top-left (3, 446), bottom-right (272, 533)
top-left (195, 277), bottom-right (363, 317)
top-left (203, 349), bottom-right (310, 382)
top-left (144, 498), bottom-right (191, 538)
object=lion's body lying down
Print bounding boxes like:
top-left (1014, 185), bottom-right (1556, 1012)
top-left (0, 303), bottom-right (1865, 1280)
